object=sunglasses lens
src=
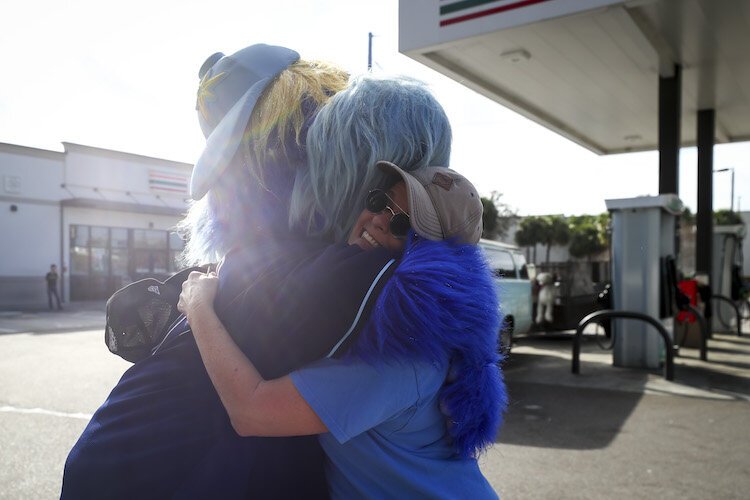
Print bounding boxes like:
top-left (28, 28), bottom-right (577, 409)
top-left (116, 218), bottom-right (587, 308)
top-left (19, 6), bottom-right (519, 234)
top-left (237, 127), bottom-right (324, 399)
top-left (366, 190), bottom-right (388, 213)
top-left (390, 214), bottom-right (411, 238)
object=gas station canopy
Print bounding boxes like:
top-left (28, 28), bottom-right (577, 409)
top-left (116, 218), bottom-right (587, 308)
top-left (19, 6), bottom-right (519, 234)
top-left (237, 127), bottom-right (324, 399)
top-left (399, 0), bottom-right (750, 155)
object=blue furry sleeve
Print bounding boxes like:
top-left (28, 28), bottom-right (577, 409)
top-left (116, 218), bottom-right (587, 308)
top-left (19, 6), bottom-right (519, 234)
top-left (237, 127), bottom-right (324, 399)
top-left (349, 236), bottom-right (509, 458)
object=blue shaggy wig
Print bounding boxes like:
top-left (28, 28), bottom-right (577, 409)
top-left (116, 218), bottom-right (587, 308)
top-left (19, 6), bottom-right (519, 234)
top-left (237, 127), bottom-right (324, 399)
top-left (289, 75), bottom-right (452, 242)
top-left (350, 235), bottom-right (508, 459)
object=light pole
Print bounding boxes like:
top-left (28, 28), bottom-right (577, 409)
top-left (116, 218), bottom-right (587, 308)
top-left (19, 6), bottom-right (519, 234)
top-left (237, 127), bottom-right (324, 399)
top-left (714, 167), bottom-right (735, 211)
top-left (367, 32), bottom-right (373, 72)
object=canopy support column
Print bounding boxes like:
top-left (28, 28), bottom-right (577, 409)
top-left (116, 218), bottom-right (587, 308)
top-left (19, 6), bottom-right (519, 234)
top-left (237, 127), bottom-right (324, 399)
top-left (659, 65), bottom-right (682, 195)
top-left (696, 109), bottom-right (715, 281)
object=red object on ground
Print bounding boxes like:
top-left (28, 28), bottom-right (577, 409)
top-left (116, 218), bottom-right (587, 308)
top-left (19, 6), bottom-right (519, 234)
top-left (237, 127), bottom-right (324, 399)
top-left (676, 279), bottom-right (699, 322)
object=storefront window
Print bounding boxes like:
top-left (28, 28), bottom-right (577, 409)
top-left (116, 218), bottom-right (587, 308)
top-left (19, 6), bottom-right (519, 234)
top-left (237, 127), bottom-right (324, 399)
top-left (134, 250), bottom-right (168, 274)
top-left (91, 247), bottom-right (110, 275)
top-left (90, 226), bottom-right (109, 247)
top-left (70, 224), bottom-right (177, 300)
top-left (111, 248), bottom-right (129, 276)
top-left (169, 232), bottom-right (185, 250)
top-left (70, 246), bottom-right (89, 275)
top-left (71, 225), bottom-right (89, 247)
top-left (169, 232), bottom-right (185, 272)
top-left (111, 228), bottom-right (129, 248)
top-left (153, 253), bottom-right (168, 274)
top-left (133, 229), bottom-right (167, 250)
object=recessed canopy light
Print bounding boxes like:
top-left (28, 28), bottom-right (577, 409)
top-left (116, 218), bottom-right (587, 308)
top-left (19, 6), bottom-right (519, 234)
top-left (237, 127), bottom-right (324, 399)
top-left (499, 49), bottom-right (531, 64)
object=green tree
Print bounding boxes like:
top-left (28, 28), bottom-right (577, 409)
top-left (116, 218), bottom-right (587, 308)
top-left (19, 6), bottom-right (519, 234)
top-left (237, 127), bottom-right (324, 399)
top-left (715, 209), bottom-right (744, 226)
top-left (681, 206), bottom-right (696, 225)
top-left (540, 215), bottom-right (570, 264)
top-left (568, 213), bottom-right (610, 260)
top-left (515, 216), bottom-right (545, 263)
top-left (481, 197), bottom-right (498, 238)
top-left (481, 191), bottom-right (517, 240)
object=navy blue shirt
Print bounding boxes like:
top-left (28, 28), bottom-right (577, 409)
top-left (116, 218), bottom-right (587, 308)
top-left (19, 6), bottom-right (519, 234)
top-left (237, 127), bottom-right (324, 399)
top-left (62, 235), bottom-right (396, 500)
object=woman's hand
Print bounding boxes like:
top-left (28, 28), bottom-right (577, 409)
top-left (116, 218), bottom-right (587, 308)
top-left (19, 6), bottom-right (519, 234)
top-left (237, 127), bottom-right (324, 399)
top-left (177, 270), bottom-right (219, 322)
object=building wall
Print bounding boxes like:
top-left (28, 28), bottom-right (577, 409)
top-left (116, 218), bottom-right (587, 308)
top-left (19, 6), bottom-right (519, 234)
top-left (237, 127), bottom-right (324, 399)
top-left (1, 201), bottom-right (61, 276)
top-left (0, 146), bottom-right (65, 307)
top-left (0, 142), bottom-right (191, 310)
top-left (63, 206), bottom-right (178, 232)
top-left (0, 145), bottom-right (65, 201)
top-left (0, 200), bottom-right (62, 306)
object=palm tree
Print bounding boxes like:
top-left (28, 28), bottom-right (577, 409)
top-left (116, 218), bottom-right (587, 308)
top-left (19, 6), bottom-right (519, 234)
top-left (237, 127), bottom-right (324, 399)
top-left (568, 214), bottom-right (609, 261)
top-left (540, 215), bottom-right (570, 264)
top-left (515, 216), bottom-right (545, 264)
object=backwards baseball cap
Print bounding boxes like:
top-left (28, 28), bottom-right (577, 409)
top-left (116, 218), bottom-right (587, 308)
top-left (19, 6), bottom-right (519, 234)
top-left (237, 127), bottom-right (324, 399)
top-left (376, 161), bottom-right (484, 245)
top-left (104, 265), bottom-right (208, 363)
top-left (190, 44), bottom-right (300, 200)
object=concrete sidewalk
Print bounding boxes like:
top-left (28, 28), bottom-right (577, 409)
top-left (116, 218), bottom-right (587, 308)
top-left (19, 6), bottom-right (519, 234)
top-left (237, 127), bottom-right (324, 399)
top-left (0, 301), bottom-right (106, 335)
top-left (507, 327), bottom-right (750, 400)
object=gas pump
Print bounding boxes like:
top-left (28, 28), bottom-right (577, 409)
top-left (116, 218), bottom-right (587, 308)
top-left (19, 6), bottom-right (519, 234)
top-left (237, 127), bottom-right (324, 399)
top-left (605, 194), bottom-right (684, 369)
top-left (711, 224), bottom-right (747, 331)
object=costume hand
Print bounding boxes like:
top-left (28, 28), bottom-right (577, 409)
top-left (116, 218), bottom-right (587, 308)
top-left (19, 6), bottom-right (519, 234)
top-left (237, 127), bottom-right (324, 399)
top-left (177, 270), bottom-right (219, 321)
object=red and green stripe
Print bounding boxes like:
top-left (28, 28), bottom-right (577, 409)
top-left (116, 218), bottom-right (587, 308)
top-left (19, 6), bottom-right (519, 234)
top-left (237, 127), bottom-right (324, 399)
top-left (149, 171), bottom-right (188, 194)
top-left (440, 0), bottom-right (553, 27)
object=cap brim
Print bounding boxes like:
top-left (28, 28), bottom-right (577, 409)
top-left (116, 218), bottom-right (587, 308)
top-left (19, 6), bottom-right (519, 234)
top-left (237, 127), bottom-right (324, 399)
top-left (190, 77), bottom-right (271, 200)
top-left (376, 161), bottom-right (444, 241)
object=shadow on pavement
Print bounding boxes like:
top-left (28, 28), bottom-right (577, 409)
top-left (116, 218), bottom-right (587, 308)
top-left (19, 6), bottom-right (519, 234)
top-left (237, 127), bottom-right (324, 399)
top-left (497, 380), bottom-right (642, 450)
top-left (671, 364), bottom-right (750, 398)
top-left (498, 343), bottom-right (645, 450)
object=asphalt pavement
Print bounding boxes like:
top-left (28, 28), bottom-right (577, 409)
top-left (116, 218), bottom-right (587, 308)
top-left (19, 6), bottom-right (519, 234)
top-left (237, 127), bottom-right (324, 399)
top-left (1, 303), bottom-right (749, 499)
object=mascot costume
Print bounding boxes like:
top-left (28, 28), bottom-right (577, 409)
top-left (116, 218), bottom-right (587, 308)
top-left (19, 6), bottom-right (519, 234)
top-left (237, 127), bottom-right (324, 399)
top-left (62, 44), bottom-right (507, 499)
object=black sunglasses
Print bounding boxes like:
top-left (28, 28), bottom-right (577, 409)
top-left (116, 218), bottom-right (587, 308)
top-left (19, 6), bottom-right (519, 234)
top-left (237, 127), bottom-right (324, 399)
top-left (365, 189), bottom-right (411, 239)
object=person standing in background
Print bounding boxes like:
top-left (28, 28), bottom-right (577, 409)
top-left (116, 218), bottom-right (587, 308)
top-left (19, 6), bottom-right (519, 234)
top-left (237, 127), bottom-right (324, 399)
top-left (45, 264), bottom-right (62, 310)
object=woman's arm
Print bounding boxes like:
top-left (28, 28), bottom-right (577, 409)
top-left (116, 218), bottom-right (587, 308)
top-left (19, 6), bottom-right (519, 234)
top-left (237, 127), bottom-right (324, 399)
top-left (178, 270), bottom-right (328, 437)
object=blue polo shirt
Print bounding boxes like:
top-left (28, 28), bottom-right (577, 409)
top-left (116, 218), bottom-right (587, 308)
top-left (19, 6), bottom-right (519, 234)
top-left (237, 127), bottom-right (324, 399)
top-left (291, 356), bottom-right (498, 499)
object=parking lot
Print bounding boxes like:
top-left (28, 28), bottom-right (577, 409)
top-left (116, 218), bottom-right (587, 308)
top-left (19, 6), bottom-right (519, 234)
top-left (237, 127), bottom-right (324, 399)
top-left (1, 305), bottom-right (749, 499)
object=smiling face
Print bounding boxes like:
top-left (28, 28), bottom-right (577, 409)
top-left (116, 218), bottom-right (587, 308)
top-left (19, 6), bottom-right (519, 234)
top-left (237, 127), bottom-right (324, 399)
top-left (347, 181), bottom-right (410, 253)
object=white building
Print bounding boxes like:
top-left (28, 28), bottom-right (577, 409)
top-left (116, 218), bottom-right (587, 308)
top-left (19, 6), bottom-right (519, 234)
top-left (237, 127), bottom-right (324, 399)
top-left (0, 142), bottom-right (191, 309)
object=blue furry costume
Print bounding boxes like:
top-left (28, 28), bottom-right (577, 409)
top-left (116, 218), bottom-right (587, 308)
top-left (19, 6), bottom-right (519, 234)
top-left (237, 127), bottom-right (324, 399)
top-left (62, 43), bottom-right (505, 496)
top-left (351, 234), bottom-right (508, 459)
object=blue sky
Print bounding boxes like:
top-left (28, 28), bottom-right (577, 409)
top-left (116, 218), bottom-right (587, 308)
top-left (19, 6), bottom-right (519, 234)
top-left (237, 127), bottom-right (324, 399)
top-left (2, 0), bottom-right (747, 215)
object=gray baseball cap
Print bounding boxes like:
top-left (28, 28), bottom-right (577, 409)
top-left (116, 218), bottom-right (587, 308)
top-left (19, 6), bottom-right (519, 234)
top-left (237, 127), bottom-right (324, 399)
top-left (376, 161), bottom-right (484, 245)
top-left (190, 44), bottom-right (300, 200)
